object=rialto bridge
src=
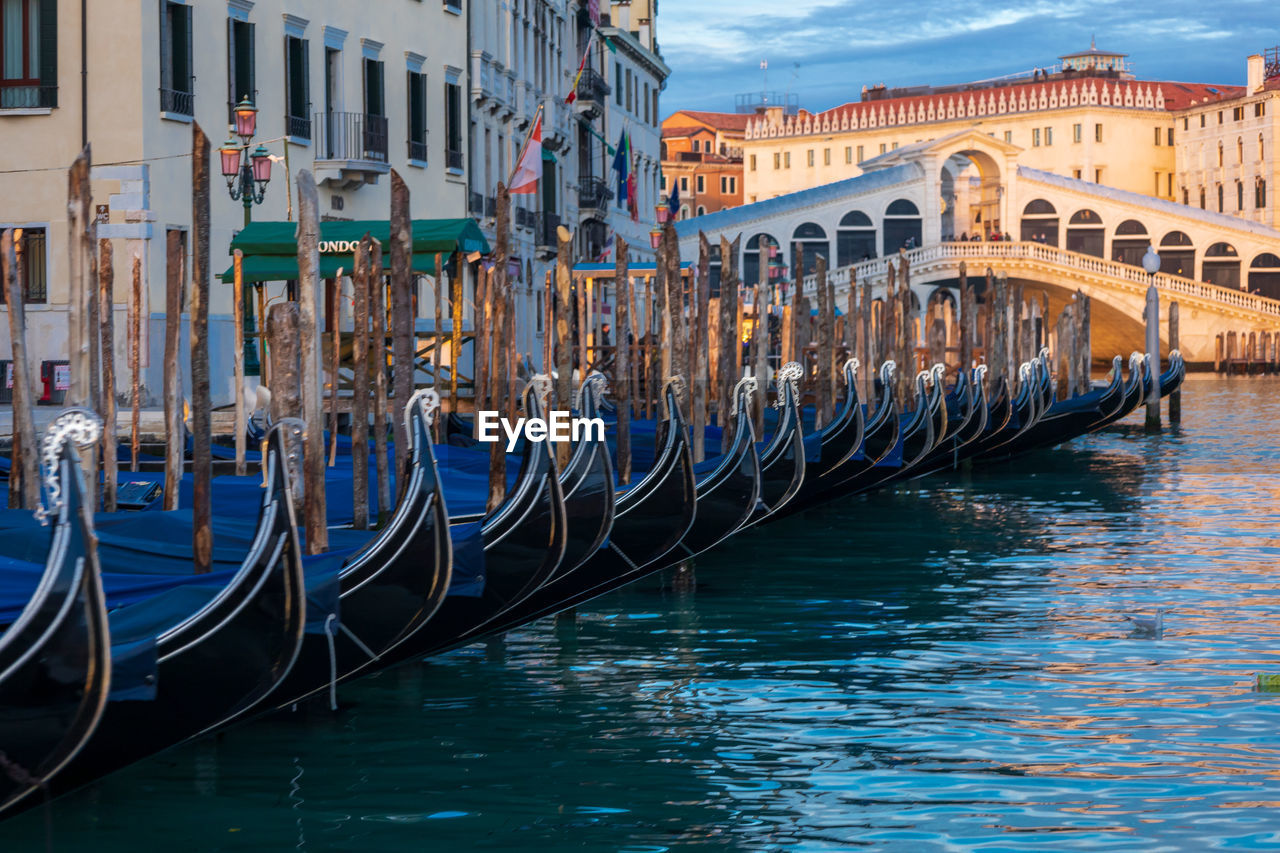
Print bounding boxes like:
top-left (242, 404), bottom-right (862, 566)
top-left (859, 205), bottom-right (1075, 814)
top-left (674, 128), bottom-right (1280, 366)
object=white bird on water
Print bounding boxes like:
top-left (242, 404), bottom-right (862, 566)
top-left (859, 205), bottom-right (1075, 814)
top-left (1125, 609), bottom-right (1165, 639)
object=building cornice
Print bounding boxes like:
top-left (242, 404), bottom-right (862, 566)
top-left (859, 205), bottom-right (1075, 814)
top-left (598, 26), bottom-right (670, 83)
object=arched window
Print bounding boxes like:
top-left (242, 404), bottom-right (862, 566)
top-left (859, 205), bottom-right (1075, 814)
top-left (1218, 142), bottom-right (1224, 167)
top-left (1258, 178), bottom-right (1268, 209)
top-left (1158, 231), bottom-right (1195, 277)
top-left (680, 205), bottom-right (690, 221)
top-left (1112, 219), bottom-right (1149, 266)
top-left (1249, 253), bottom-right (1280, 300)
top-left (1261, 133), bottom-right (1266, 162)
top-left (882, 199), bottom-right (922, 255)
top-left (836, 210), bottom-right (876, 266)
top-left (1238, 136), bottom-right (1244, 163)
top-left (1203, 242), bottom-right (1241, 289)
top-left (1199, 187), bottom-right (1206, 209)
top-left (1237, 181), bottom-right (1244, 211)
top-left (790, 222), bottom-right (829, 278)
top-left (744, 232), bottom-right (779, 287)
top-left (1066, 209), bottom-right (1104, 257)
top-left (696, 205), bottom-right (706, 217)
top-left (1217, 184), bottom-right (1224, 212)
top-left (1020, 199), bottom-right (1059, 245)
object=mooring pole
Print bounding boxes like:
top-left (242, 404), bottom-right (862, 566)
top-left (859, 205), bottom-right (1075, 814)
top-left (190, 124), bottom-right (213, 572)
top-left (389, 170), bottom-right (413, 482)
top-left (352, 236), bottom-right (372, 530)
top-left (488, 184), bottom-right (510, 513)
top-left (1145, 283), bottom-right (1161, 432)
top-left (267, 301), bottom-right (302, 506)
top-left (1168, 301), bottom-right (1181, 425)
top-left (233, 249), bottom-right (247, 475)
top-left (162, 228), bottom-right (184, 511)
top-left (433, 251), bottom-right (444, 441)
top-left (554, 226), bottom-right (573, 411)
top-left (371, 239), bottom-right (391, 522)
top-left (2, 231), bottom-right (38, 509)
top-left (296, 170), bottom-right (328, 554)
top-left (130, 253), bottom-right (141, 472)
top-left (98, 237), bottom-right (117, 512)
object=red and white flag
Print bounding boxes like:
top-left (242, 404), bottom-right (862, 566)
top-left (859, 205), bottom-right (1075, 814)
top-left (509, 112), bottom-right (543, 194)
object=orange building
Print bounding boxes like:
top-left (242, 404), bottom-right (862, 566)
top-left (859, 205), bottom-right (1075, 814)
top-left (660, 110), bottom-right (748, 218)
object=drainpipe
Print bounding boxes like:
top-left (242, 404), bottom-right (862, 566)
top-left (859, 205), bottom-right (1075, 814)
top-left (80, 0), bottom-right (87, 148)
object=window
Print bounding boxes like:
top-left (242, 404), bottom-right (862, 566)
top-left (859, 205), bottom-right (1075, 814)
top-left (691, 139), bottom-right (699, 153)
top-left (444, 78), bottom-right (462, 170)
top-left (823, 147), bottom-right (831, 166)
top-left (159, 2), bottom-right (193, 116)
top-left (624, 68), bottom-right (632, 111)
top-left (0, 227), bottom-right (46, 303)
top-left (1167, 128), bottom-right (1173, 146)
top-left (1073, 168), bottom-right (1082, 179)
top-left (0, 0), bottom-right (55, 109)
top-left (696, 205), bottom-right (706, 216)
top-left (227, 17), bottom-right (256, 123)
top-left (784, 151), bottom-right (790, 168)
top-left (749, 154), bottom-right (756, 171)
top-left (1182, 187), bottom-right (1189, 205)
top-left (856, 145), bottom-right (864, 161)
top-left (845, 146), bottom-right (852, 164)
top-left (1094, 123), bottom-right (1103, 142)
top-left (1235, 179), bottom-right (1244, 210)
top-left (443, 0), bottom-right (462, 12)
top-left (285, 35), bottom-right (310, 138)
top-left (1200, 114), bottom-right (1206, 127)
top-left (614, 62), bottom-right (622, 105)
top-left (773, 152), bottom-right (780, 169)
top-left (1238, 137), bottom-right (1244, 163)
top-left (1183, 117), bottom-right (1189, 130)
top-left (1199, 187), bottom-right (1206, 208)
top-left (652, 89), bottom-right (658, 126)
top-left (1217, 183), bottom-right (1224, 212)
top-left (1032, 128), bottom-right (1041, 147)
top-left (1258, 179), bottom-right (1267, 209)
top-left (1154, 172), bottom-right (1160, 195)
top-left (1154, 127), bottom-right (1161, 146)
top-left (679, 176), bottom-right (688, 192)
top-left (806, 149), bottom-right (814, 167)
top-left (720, 175), bottom-right (736, 194)
top-left (696, 174), bottom-right (705, 193)
top-left (1218, 142), bottom-right (1224, 167)
top-left (878, 143), bottom-right (886, 155)
top-left (1261, 133), bottom-right (1266, 161)
top-left (891, 141), bottom-right (898, 150)
top-left (1044, 127), bottom-right (1052, 146)
top-left (1072, 123), bottom-right (1082, 143)
top-left (1256, 102), bottom-right (1266, 118)
top-left (1094, 168), bottom-right (1102, 183)
top-left (363, 57), bottom-right (384, 117)
top-left (1218, 110), bottom-right (1223, 124)
top-left (643, 82), bottom-right (649, 123)
top-left (1233, 106), bottom-right (1245, 121)
top-left (1003, 131), bottom-right (1012, 144)
top-left (1167, 173), bottom-right (1173, 197)
top-left (407, 70), bottom-right (427, 162)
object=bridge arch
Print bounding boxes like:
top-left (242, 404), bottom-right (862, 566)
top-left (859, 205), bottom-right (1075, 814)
top-left (1203, 242), bottom-right (1241, 289)
top-left (1112, 219), bottom-right (1149, 266)
top-left (1020, 199), bottom-right (1059, 245)
top-left (744, 232), bottom-right (780, 287)
top-left (837, 210), bottom-right (876, 266)
top-left (1159, 230), bottom-right (1195, 277)
top-left (1248, 253), bottom-right (1280, 299)
top-left (938, 148), bottom-right (1003, 240)
top-left (883, 198), bottom-right (922, 255)
top-left (791, 222), bottom-right (829, 277)
top-left (1066, 208), bottom-right (1105, 258)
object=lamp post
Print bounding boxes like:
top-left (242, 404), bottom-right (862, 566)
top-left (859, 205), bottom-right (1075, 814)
top-left (220, 97), bottom-right (273, 376)
top-left (1141, 243), bottom-right (1161, 432)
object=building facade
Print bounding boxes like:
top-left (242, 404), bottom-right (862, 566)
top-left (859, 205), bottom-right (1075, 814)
top-left (0, 0), bottom-right (470, 405)
top-left (738, 45), bottom-right (1237, 223)
top-left (660, 110), bottom-right (746, 218)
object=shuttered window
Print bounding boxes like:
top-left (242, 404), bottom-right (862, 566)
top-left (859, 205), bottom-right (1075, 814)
top-left (284, 35), bottom-right (309, 138)
top-left (226, 18), bottom-right (255, 122)
top-left (159, 2), bottom-right (193, 115)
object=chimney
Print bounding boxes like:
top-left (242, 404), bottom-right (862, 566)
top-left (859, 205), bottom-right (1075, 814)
top-left (1248, 54), bottom-right (1264, 93)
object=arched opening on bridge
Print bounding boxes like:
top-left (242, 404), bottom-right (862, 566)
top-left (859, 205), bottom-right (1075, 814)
top-left (925, 287), bottom-right (958, 351)
top-left (938, 150), bottom-right (1002, 240)
top-left (837, 210), bottom-right (876, 266)
top-left (791, 222), bottom-right (829, 278)
top-left (1065, 208), bottom-right (1104, 258)
top-left (1019, 199), bottom-right (1059, 245)
top-left (1158, 231), bottom-right (1195, 277)
top-left (707, 242), bottom-right (723, 298)
top-left (1203, 242), bottom-right (1241, 289)
top-left (744, 232), bottom-right (779, 287)
top-left (1111, 219), bottom-right (1149, 266)
top-left (1248, 253), bottom-right (1280, 299)
top-left (883, 199), bottom-right (922, 255)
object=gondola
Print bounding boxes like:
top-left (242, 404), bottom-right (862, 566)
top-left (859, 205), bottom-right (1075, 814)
top-left (800, 361), bottom-right (903, 505)
top-left (970, 361), bottom-right (1039, 458)
top-left (550, 373), bottom-right (616, 578)
top-left (989, 354), bottom-right (1128, 458)
top-left (746, 362), bottom-right (807, 524)
top-left (0, 413), bottom-right (111, 817)
top-left (378, 380), bottom-right (568, 660)
top-left (1087, 352), bottom-right (1147, 431)
top-left (460, 379), bottom-right (698, 640)
top-left (910, 365), bottom-right (991, 478)
top-left (255, 389), bottom-right (454, 711)
top-left (1160, 350), bottom-right (1186, 398)
top-left (29, 418), bottom-right (308, 804)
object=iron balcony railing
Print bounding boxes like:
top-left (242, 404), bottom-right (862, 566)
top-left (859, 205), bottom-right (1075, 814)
top-left (536, 212), bottom-right (561, 251)
top-left (469, 191), bottom-right (485, 217)
top-left (0, 84), bottom-right (56, 110)
top-left (286, 113), bottom-right (312, 140)
top-left (578, 176), bottom-right (612, 210)
top-left (159, 87), bottom-right (193, 116)
top-left (445, 148), bottom-right (464, 171)
top-left (314, 111), bottom-right (389, 163)
top-left (575, 68), bottom-right (610, 104)
top-left (408, 138), bottom-right (428, 162)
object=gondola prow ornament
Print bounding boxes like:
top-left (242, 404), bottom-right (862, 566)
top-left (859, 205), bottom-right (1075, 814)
top-left (35, 407), bottom-right (103, 526)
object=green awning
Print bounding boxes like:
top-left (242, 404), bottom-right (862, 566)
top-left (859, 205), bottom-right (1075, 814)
top-left (220, 218), bottom-right (490, 283)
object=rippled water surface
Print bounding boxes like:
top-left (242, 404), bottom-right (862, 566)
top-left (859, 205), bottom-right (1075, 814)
top-left (8, 377), bottom-right (1280, 851)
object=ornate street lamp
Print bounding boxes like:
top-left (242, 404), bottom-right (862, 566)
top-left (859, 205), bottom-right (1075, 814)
top-left (649, 228), bottom-right (663, 250)
top-left (220, 97), bottom-right (273, 375)
top-left (1141, 244), bottom-right (1161, 276)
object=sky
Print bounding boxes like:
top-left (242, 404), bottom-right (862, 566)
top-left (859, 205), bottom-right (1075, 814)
top-left (657, 0), bottom-right (1280, 117)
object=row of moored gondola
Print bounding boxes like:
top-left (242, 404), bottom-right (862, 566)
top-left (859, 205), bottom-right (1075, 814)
top-left (0, 348), bottom-right (1185, 819)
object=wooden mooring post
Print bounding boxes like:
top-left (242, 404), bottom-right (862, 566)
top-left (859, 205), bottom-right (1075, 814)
top-left (371, 239), bottom-right (391, 522)
top-left (129, 253), bottom-right (141, 472)
top-left (352, 236), bottom-right (372, 530)
top-left (162, 228), bottom-right (184, 511)
top-left (2, 230), bottom-right (38, 509)
top-left (190, 124), bottom-right (213, 572)
top-left (488, 184), bottom-right (510, 512)
top-left (267, 301), bottom-right (301, 506)
top-left (297, 170), bottom-right (328, 554)
top-left (98, 238), bottom-right (117, 512)
top-left (390, 170), bottom-right (413, 482)
top-left (232, 249), bottom-right (247, 476)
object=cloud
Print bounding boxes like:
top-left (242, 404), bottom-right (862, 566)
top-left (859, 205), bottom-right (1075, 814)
top-left (658, 0), bottom-right (1280, 115)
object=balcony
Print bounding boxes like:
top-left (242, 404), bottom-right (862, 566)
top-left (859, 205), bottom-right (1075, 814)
top-left (536, 212), bottom-right (561, 259)
top-left (286, 113), bottom-right (311, 141)
top-left (159, 87), bottom-right (193, 118)
top-left (445, 148), bottom-right (464, 172)
top-left (469, 191), bottom-right (485, 218)
top-left (1, 83), bottom-right (56, 111)
top-left (408, 137), bottom-right (428, 163)
top-left (313, 111), bottom-right (389, 188)
top-left (573, 68), bottom-right (610, 120)
top-left (578, 176), bottom-right (612, 221)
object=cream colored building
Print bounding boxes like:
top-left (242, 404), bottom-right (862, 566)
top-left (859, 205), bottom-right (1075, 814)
top-left (0, 0), bottom-right (468, 406)
top-left (741, 45), bottom-right (1234, 236)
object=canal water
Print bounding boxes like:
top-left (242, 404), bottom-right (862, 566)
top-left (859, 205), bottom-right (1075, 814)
top-left (7, 377), bottom-right (1280, 851)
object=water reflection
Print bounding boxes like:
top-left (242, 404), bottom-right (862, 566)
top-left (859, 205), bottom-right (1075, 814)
top-left (6, 378), bottom-right (1280, 851)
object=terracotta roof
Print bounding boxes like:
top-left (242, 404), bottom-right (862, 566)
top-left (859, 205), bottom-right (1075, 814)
top-left (746, 76), bottom-right (1247, 138)
top-left (665, 110), bottom-right (751, 132)
top-left (662, 124), bottom-right (715, 139)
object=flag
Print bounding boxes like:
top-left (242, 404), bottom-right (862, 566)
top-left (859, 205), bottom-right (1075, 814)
top-left (610, 130), bottom-right (629, 205)
top-left (509, 111), bottom-right (543, 194)
top-left (564, 33), bottom-right (593, 104)
top-left (667, 181), bottom-right (680, 218)
top-left (626, 171), bottom-right (638, 221)
top-left (587, 0), bottom-right (600, 27)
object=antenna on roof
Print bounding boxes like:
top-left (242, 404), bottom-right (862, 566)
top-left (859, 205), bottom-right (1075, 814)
top-left (1091, 34), bottom-right (1096, 49)
top-left (761, 59), bottom-right (768, 102)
